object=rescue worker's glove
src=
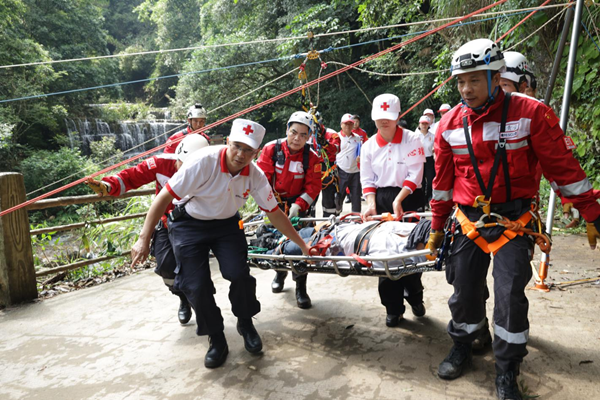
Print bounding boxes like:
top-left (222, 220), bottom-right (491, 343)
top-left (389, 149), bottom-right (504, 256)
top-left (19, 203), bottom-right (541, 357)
top-left (85, 178), bottom-right (111, 197)
top-left (426, 229), bottom-right (445, 260)
top-left (562, 202), bottom-right (573, 219)
top-left (288, 203), bottom-right (301, 219)
top-left (588, 218), bottom-right (600, 250)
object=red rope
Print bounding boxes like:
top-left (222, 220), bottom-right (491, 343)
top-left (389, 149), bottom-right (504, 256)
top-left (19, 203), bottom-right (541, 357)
top-left (398, 0), bottom-right (556, 118)
top-left (1, 0), bottom-right (510, 218)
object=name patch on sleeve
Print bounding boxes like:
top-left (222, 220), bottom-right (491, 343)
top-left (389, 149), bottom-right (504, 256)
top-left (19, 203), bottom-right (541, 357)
top-left (146, 158), bottom-right (157, 170)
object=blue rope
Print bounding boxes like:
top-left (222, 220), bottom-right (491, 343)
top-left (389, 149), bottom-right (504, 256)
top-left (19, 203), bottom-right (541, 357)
top-left (581, 21), bottom-right (600, 54)
top-left (0, 9), bottom-right (533, 104)
top-left (0, 55), bottom-right (294, 104)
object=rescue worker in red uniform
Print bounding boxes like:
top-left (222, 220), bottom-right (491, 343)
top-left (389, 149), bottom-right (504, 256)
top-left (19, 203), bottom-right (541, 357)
top-left (257, 111), bottom-right (321, 309)
top-left (321, 126), bottom-right (341, 217)
top-left (85, 135), bottom-right (209, 324)
top-left (352, 114), bottom-right (369, 143)
top-left (164, 104), bottom-right (211, 154)
top-left (428, 39), bottom-right (600, 400)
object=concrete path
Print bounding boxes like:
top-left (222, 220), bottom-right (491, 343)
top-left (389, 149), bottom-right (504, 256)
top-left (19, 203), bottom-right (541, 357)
top-left (2, 216), bottom-right (600, 399)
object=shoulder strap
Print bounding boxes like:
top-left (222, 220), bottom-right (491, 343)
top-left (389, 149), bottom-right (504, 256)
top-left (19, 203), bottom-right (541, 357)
top-left (303, 143), bottom-right (310, 174)
top-left (463, 92), bottom-right (512, 201)
top-left (499, 92), bottom-right (512, 202)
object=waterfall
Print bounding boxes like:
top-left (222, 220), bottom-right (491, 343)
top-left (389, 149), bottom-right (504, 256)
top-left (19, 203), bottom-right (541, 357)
top-left (65, 118), bottom-right (185, 156)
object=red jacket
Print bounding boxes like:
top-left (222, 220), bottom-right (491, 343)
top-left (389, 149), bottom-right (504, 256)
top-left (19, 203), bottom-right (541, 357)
top-left (257, 139), bottom-right (322, 212)
top-left (431, 90), bottom-right (600, 231)
top-left (352, 127), bottom-right (368, 143)
top-left (323, 129), bottom-right (340, 164)
top-left (164, 127), bottom-right (210, 154)
top-left (102, 154), bottom-right (178, 225)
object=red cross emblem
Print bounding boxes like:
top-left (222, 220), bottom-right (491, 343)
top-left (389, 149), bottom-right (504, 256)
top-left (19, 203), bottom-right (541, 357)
top-left (380, 102), bottom-right (390, 111)
top-left (242, 125), bottom-right (254, 135)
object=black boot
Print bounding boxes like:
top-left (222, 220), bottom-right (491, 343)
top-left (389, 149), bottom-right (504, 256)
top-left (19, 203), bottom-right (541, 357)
top-left (437, 342), bottom-right (472, 380)
top-left (271, 271), bottom-right (288, 293)
top-left (177, 294), bottom-right (192, 325)
top-left (295, 275), bottom-right (312, 309)
top-left (237, 318), bottom-right (263, 354)
top-left (495, 370), bottom-right (522, 400)
top-left (204, 332), bottom-right (228, 368)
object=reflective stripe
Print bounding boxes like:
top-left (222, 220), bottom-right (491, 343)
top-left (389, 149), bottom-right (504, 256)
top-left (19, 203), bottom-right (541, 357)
top-left (558, 178), bottom-right (593, 197)
top-left (451, 147), bottom-right (470, 155)
top-left (452, 318), bottom-right (486, 334)
top-left (294, 174), bottom-right (305, 180)
top-left (550, 181), bottom-right (559, 192)
top-left (494, 324), bottom-right (529, 344)
top-left (496, 140), bottom-right (528, 150)
top-left (162, 278), bottom-right (175, 286)
top-left (117, 177), bottom-right (126, 195)
top-left (323, 207), bottom-right (337, 213)
top-left (300, 193), bottom-right (314, 205)
top-left (432, 189), bottom-right (453, 201)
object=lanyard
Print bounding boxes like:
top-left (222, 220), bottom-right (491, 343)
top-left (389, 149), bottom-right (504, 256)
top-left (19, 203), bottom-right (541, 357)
top-left (463, 92), bottom-right (512, 203)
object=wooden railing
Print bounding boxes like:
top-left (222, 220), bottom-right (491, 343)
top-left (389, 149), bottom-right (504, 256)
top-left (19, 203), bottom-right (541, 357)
top-left (0, 172), bottom-right (153, 306)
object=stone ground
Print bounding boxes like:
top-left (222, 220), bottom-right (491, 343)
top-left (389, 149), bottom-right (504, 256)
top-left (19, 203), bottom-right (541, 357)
top-left (1, 201), bottom-right (600, 400)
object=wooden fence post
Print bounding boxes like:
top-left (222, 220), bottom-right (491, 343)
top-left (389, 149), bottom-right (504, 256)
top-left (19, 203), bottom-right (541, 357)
top-left (0, 172), bottom-right (37, 306)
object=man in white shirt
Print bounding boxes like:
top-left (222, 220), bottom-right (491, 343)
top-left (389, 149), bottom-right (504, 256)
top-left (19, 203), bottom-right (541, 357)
top-left (131, 119), bottom-right (310, 369)
top-left (434, 104), bottom-right (452, 134)
top-left (417, 115), bottom-right (435, 206)
top-left (337, 113), bottom-right (363, 213)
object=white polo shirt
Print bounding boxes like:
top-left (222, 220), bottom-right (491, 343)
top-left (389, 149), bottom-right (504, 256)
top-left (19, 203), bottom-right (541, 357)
top-left (166, 145), bottom-right (278, 220)
top-left (419, 129), bottom-right (435, 157)
top-left (360, 126), bottom-right (425, 195)
top-left (336, 131), bottom-right (362, 174)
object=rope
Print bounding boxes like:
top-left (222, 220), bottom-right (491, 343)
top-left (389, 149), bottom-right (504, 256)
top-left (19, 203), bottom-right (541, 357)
top-left (26, 67), bottom-right (300, 197)
top-left (496, 0), bottom-right (553, 43)
top-left (0, 3), bottom-right (571, 70)
top-left (0, 0), bottom-right (512, 218)
top-left (582, 21), bottom-right (600, 54)
top-left (0, 56), bottom-right (294, 104)
top-left (498, 216), bottom-right (552, 253)
top-left (399, 1), bottom-right (568, 118)
top-left (504, 7), bottom-right (568, 52)
top-left (327, 61), bottom-right (449, 77)
top-left (0, 6), bottom-right (553, 105)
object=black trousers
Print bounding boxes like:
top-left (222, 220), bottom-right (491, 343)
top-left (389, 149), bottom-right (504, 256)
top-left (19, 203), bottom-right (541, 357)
top-left (276, 199), bottom-right (309, 283)
top-left (151, 224), bottom-right (183, 297)
top-left (321, 177), bottom-right (340, 217)
top-left (421, 156), bottom-right (436, 204)
top-left (338, 169), bottom-right (362, 213)
top-left (446, 205), bottom-right (534, 373)
top-left (170, 212), bottom-right (260, 336)
top-left (375, 187), bottom-right (426, 315)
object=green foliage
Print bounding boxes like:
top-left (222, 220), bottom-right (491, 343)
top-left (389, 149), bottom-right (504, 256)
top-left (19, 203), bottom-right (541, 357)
top-left (19, 147), bottom-right (99, 197)
top-left (96, 101), bottom-right (154, 122)
top-left (89, 136), bottom-right (123, 163)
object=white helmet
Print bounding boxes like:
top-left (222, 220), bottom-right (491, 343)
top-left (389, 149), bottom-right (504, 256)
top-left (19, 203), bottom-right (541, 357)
top-left (175, 134), bottom-right (209, 162)
top-left (287, 111), bottom-right (315, 135)
top-left (187, 104), bottom-right (207, 119)
top-left (451, 39), bottom-right (505, 76)
top-left (501, 51), bottom-right (536, 88)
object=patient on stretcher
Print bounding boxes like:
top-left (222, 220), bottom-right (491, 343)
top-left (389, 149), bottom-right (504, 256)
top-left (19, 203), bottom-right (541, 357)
top-left (271, 218), bottom-right (432, 268)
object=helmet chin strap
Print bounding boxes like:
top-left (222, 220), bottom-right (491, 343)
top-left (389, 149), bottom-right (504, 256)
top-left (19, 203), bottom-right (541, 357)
top-left (461, 70), bottom-right (499, 112)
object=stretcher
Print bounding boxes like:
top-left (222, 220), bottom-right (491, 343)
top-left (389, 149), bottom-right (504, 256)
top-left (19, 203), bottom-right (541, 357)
top-left (246, 213), bottom-right (444, 281)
